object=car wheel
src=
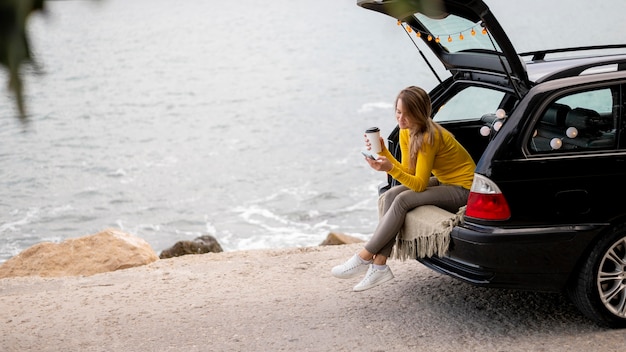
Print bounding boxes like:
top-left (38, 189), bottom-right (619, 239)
top-left (568, 225), bottom-right (626, 328)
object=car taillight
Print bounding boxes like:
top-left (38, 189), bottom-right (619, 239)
top-left (465, 173), bottom-right (511, 221)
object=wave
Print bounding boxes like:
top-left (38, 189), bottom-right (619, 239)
top-left (357, 102), bottom-right (394, 114)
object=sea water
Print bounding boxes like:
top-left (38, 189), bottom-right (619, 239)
top-left (0, 0), bottom-right (429, 262)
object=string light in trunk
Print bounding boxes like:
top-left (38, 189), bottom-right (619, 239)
top-left (397, 20), bottom-right (489, 43)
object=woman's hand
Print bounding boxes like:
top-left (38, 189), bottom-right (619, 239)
top-left (363, 135), bottom-right (386, 153)
top-left (365, 155), bottom-right (393, 173)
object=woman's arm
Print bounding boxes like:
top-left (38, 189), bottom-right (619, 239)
top-left (387, 145), bottom-right (435, 192)
top-left (387, 129), bottom-right (438, 192)
top-left (378, 129), bottom-right (411, 174)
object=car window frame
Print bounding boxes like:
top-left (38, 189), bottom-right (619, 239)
top-left (523, 81), bottom-right (626, 158)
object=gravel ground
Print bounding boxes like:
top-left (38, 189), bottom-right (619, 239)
top-left (1, 244), bottom-right (624, 351)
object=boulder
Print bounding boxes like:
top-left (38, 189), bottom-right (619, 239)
top-left (159, 235), bottom-right (223, 259)
top-left (0, 229), bottom-right (159, 278)
top-left (319, 232), bottom-right (365, 246)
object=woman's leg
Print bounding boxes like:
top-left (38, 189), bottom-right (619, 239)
top-left (360, 185), bottom-right (409, 263)
top-left (364, 184), bottom-right (469, 261)
top-left (378, 179), bottom-right (438, 218)
top-left (378, 185), bottom-right (409, 218)
top-left (332, 188), bottom-right (415, 279)
top-left (363, 178), bottom-right (443, 263)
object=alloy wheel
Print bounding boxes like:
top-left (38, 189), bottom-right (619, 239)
top-left (597, 237), bottom-right (626, 318)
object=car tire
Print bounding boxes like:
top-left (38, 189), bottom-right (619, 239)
top-left (567, 224), bottom-right (626, 328)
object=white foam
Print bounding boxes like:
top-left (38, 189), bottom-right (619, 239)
top-left (358, 102), bottom-right (393, 114)
top-left (0, 208), bottom-right (39, 233)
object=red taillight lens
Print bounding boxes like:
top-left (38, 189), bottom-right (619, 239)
top-left (464, 174), bottom-right (511, 221)
top-left (465, 192), bottom-right (511, 220)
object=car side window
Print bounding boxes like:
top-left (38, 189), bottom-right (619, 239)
top-left (529, 87), bottom-right (617, 153)
top-left (433, 86), bottom-right (505, 123)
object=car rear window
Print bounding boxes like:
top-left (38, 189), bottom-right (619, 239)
top-left (433, 86), bottom-right (505, 122)
top-left (415, 13), bottom-right (501, 54)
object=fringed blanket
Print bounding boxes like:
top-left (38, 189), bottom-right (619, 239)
top-left (385, 204), bottom-right (466, 261)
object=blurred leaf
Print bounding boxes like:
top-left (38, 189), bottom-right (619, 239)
top-left (0, 0), bottom-right (45, 119)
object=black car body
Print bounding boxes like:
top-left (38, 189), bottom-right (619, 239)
top-left (357, 0), bottom-right (626, 327)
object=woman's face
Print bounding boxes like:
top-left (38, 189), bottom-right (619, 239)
top-left (395, 98), bottom-right (412, 129)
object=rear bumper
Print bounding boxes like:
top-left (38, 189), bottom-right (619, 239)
top-left (417, 222), bottom-right (604, 292)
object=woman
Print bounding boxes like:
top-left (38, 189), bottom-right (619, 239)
top-left (331, 86), bottom-right (476, 291)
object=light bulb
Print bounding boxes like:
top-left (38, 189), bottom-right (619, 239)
top-left (495, 108), bottom-right (506, 119)
top-left (459, 33), bottom-right (464, 40)
top-left (397, 20), bottom-right (402, 26)
top-left (471, 28), bottom-right (476, 36)
top-left (480, 126), bottom-right (491, 136)
top-left (447, 35), bottom-right (452, 42)
top-left (550, 138), bottom-right (562, 150)
top-left (416, 31), bottom-right (421, 38)
top-left (482, 28), bottom-right (488, 35)
top-left (435, 36), bottom-right (440, 43)
top-left (407, 26), bottom-right (412, 33)
top-left (566, 127), bottom-right (578, 138)
top-left (428, 34), bottom-right (433, 41)
top-left (493, 121), bottom-right (503, 131)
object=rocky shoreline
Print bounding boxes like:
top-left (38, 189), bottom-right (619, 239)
top-left (0, 229), bottom-right (364, 279)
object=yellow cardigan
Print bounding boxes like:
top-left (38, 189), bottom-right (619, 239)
top-left (379, 128), bottom-right (476, 192)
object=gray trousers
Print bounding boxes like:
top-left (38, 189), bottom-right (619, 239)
top-left (364, 177), bottom-right (470, 258)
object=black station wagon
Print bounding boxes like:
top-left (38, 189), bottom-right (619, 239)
top-left (358, 0), bottom-right (626, 327)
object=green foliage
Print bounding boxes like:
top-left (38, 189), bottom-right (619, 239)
top-left (0, 0), bottom-right (45, 119)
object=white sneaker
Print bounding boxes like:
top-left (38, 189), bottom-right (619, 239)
top-left (331, 254), bottom-right (371, 279)
top-left (353, 265), bottom-right (394, 292)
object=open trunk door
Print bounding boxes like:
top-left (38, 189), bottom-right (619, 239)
top-left (357, 0), bottom-right (531, 94)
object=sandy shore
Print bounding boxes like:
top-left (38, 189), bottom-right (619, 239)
top-left (1, 243), bottom-right (624, 351)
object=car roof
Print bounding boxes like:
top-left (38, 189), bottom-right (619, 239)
top-left (522, 50), bottom-right (626, 83)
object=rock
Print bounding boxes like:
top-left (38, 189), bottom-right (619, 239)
top-left (319, 232), bottom-right (365, 246)
top-left (0, 229), bottom-right (159, 279)
top-left (159, 235), bottom-right (223, 259)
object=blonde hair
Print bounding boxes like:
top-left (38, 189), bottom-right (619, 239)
top-left (395, 86), bottom-right (442, 171)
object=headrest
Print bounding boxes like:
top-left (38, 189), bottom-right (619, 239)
top-left (565, 107), bottom-right (600, 130)
top-left (541, 103), bottom-right (570, 126)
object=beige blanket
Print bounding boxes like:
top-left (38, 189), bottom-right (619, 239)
top-left (378, 201), bottom-right (465, 260)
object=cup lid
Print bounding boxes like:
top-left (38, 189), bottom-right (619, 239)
top-left (365, 127), bottom-right (380, 133)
